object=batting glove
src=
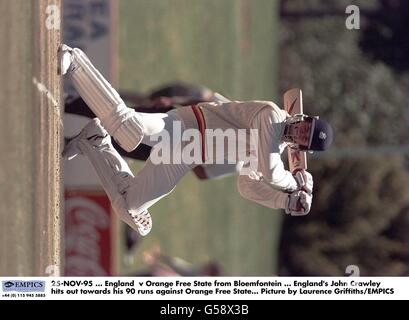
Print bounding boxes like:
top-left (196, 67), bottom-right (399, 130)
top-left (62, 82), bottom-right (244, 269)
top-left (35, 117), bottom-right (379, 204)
top-left (293, 170), bottom-right (313, 194)
top-left (286, 190), bottom-right (312, 216)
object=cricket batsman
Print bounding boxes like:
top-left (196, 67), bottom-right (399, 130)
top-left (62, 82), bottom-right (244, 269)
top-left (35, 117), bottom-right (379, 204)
top-left (59, 45), bottom-right (333, 236)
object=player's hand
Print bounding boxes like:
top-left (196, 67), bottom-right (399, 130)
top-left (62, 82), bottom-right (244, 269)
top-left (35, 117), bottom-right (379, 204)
top-left (286, 190), bottom-right (312, 216)
top-left (293, 170), bottom-right (313, 194)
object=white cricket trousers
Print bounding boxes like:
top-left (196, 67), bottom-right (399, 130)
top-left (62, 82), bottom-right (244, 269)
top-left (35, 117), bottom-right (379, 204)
top-left (125, 111), bottom-right (192, 214)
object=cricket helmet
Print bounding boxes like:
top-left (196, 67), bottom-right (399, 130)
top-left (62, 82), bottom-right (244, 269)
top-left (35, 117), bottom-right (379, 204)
top-left (284, 114), bottom-right (333, 151)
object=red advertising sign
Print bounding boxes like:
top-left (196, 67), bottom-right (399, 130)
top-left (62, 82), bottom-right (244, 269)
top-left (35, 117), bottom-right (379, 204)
top-left (65, 190), bottom-right (116, 276)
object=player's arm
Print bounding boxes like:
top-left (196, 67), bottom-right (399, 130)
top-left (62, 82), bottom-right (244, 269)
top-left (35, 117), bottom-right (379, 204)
top-left (237, 175), bottom-right (288, 209)
top-left (252, 108), bottom-right (298, 192)
top-left (237, 175), bottom-right (312, 215)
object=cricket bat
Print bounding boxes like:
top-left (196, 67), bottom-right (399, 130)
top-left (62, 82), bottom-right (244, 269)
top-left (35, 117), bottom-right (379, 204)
top-left (284, 88), bottom-right (307, 173)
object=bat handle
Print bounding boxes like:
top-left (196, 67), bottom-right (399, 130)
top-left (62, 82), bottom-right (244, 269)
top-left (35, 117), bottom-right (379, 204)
top-left (292, 169), bottom-right (309, 193)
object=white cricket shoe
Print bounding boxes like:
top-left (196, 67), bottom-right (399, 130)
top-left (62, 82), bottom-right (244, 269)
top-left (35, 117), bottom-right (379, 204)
top-left (58, 44), bottom-right (74, 76)
top-left (129, 210), bottom-right (152, 236)
top-left (62, 118), bottom-right (109, 160)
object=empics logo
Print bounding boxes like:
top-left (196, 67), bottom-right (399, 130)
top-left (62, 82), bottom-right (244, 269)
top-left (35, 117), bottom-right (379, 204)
top-left (2, 280), bottom-right (46, 293)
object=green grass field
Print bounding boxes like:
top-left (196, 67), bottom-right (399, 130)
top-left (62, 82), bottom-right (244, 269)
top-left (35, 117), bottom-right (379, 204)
top-left (119, 0), bottom-right (280, 275)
